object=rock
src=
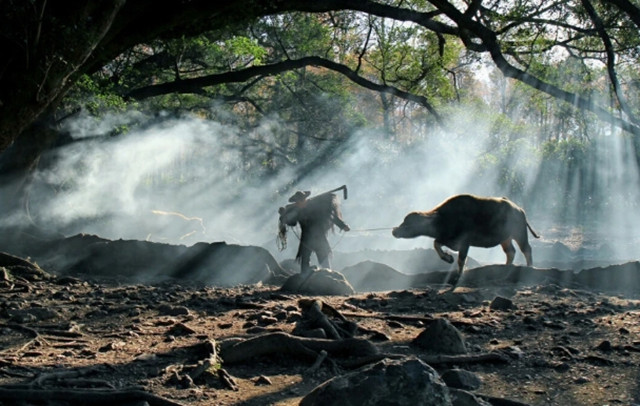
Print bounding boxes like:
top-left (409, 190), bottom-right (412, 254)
top-left (413, 318), bottom-right (467, 355)
top-left (166, 322), bottom-right (197, 336)
top-left (300, 357), bottom-right (451, 406)
top-left (449, 388), bottom-right (492, 406)
top-left (53, 237), bottom-right (289, 286)
top-left (575, 262), bottom-right (640, 294)
top-left (255, 375), bottom-right (272, 386)
top-left (171, 242), bottom-right (288, 286)
top-left (596, 340), bottom-right (612, 352)
top-left (339, 261), bottom-right (411, 292)
top-left (157, 304), bottom-right (190, 316)
top-left (501, 345), bottom-right (525, 359)
top-left (489, 296), bottom-right (515, 311)
top-left (280, 268), bottom-right (355, 296)
top-left (7, 307), bottom-right (60, 322)
top-left (574, 376), bottom-right (591, 384)
top-left (441, 369), bottom-right (482, 390)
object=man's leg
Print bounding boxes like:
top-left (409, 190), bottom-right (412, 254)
top-left (315, 237), bottom-right (332, 269)
top-left (298, 243), bottom-right (313, 275)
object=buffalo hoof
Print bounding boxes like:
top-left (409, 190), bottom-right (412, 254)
top-left (443, 253), bottom-right (455, 264)
top-left (447, 271), bottom-right (461, 287)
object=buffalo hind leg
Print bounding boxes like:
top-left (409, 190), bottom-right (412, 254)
top-left (501, 240), bottom-right (516, 265)
top-left (516, 239), bottom-right (533, 266)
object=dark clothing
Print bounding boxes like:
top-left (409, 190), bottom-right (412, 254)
top-left (279, 193), bottom-right (349, 274)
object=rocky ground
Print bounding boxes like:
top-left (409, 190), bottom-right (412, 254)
top-left (0, 236), bottom-right (639, 405)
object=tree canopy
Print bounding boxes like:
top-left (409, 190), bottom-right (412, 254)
top-left (2, 0), bottom-right (640, 244)
top-left (2, 0), bottom-right (640, 192)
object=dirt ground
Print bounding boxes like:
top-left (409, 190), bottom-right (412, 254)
top-left (1, 256), bottom-right (639, 406)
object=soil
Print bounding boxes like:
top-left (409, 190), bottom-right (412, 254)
top-left (1, 241), bottom-right (640, 406)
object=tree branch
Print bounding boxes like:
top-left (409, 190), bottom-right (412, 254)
top-left (126, 56), bottom-right (443, 123)
top-left (603, 0), bottom-right (640, 30)
top-left (427, 0), bottom-right (640, 137)
top-left (581, 0), bottom-right (636, 123)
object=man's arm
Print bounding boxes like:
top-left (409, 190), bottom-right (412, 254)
top-left (333, 216), bottom-right (350, 231)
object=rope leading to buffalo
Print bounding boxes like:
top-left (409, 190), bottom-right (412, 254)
top-left (347, 227), bottom-right (394, 232)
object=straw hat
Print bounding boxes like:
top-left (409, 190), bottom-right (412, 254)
top-left (288, 190), bottom-right (311, 203)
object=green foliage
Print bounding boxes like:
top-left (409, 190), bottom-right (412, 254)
top-left (541, 137), bottom-right (590, 164)
top-left (224, 37), bottom-right (267, 65)
top-left (57, 2), bottom-right (640, 197)
top-left (64, 74), bottom-right (127, 116)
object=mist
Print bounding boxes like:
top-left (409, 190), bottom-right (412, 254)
top-left (15, 105), bottom-right (640, 271)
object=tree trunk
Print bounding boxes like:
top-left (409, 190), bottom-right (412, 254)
top-left (0, 118), bottom-right (66, 226)
top-left (0, 0), bottom-right (126, 151)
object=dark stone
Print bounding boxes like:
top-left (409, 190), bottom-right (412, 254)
top-left (596, 340), bottom-right (612, 352)
top-left (300, 357), bottom-right (451, 406)
top-left (449, 388), bottom-right (492, 406)
top-left (441, 369), bottom-right (482, 390)
top-left (489, 296), bottom-right (515, 311)
top-left (412, 318), bottom-right (467, 355)
top-left (280, 268), bottom-right (354, 296)
top-left (40, 236), bottom-right (290, 287)
top-left (157, 304), bottom-right (190, 316)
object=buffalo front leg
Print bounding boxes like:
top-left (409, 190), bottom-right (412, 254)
top-left (457, 244), bottom-right (469, 273)
top-left (448, 244), bottom-right (468, 287)
top-left (434, 241), bottom-right (454, 264)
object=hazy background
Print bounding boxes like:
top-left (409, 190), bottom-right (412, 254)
top-left (14, 105), bottom-right (640, 268)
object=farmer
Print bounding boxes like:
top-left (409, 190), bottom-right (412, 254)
top-left (278, 187), bottom-right (350, 275)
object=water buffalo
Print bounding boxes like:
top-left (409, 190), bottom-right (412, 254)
top-left (392, 194), bottom-right (539, 283)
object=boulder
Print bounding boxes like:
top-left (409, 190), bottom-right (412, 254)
top-left (300, 357), bottom-right (451, 406)
top-left (48, 237), bottom-right (289, 286)
top-left (413, 318), bottom-right (467, 355)
top-left (280, 268), bottom-right (354, 296)
top-left (441, 369), bottom-right (482, 390)
top-left (340, 260), bottom-right (411, 292)
top-left (489, 296), bottom-right (516, 311)
top-left (449, 389), bottom-right (492, 406)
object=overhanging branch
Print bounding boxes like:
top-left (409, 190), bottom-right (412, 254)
top-left (126, 56), bottom-right (443, 124)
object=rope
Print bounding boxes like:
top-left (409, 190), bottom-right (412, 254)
top-left (348, 227), bottom-right (394, 232)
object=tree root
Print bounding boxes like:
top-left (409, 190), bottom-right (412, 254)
top-left (0, 387), bottom-right (185, 406)
top-left (0, 324), bottom-right (47, 355)
top-left (220, 331), bottom-right (378, 364)
top-left (296, 299), bottom-right (358, 339)
top-left (304, 350), bottom-right (328, 377)
top-left (420, 351), bottom-right (510, 365)
top-left (218, 368), bottom-right (238, 391)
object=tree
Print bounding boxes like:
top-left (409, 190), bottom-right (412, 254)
top-left (3, 0), bottom-right (640, 172)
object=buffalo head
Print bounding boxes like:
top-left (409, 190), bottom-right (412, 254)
top-left (392, 212), bottom-right (435, 239)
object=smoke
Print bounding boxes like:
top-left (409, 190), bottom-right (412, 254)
top-left (16, 103), bottom-right (640, 273)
